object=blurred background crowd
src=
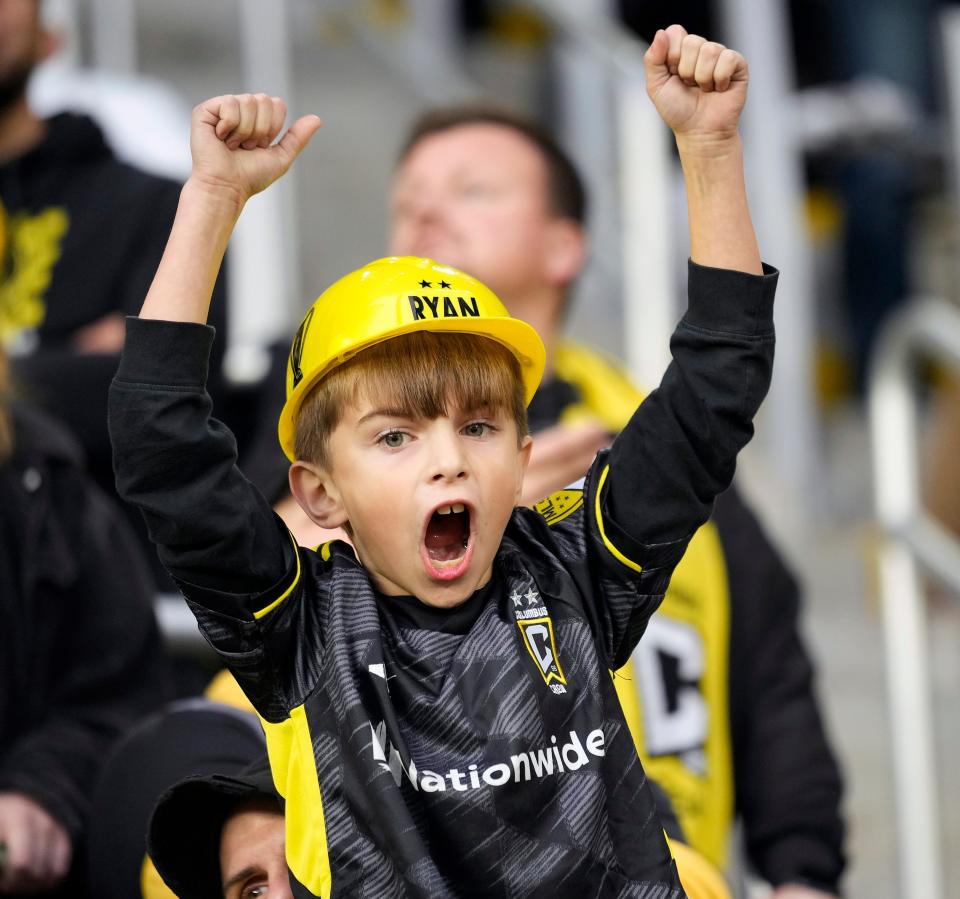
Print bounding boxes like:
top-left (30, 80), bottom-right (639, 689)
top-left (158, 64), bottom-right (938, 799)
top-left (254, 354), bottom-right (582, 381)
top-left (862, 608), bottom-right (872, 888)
top-left (2, 1), bottom-right (960, 897)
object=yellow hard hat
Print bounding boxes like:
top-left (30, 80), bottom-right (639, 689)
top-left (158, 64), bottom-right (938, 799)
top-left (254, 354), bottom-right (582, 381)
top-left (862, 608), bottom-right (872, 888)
top-left (278, 256), bottom-right (545, 461)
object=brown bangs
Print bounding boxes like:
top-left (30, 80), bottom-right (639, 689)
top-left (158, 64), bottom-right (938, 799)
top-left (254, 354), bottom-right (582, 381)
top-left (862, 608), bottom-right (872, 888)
top-left (294, 332), bottom-right (528, 467)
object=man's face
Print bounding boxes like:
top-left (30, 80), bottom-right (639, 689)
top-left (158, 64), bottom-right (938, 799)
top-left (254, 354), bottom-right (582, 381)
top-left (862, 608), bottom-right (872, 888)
top-left (219, 800), bottom-right (291, 899)
top-left (0, 0), bottom-right (42, 108)
top-left (324, 395), bottom-right (531, 608)
top-left (389, 123), bottom-right (563, 307)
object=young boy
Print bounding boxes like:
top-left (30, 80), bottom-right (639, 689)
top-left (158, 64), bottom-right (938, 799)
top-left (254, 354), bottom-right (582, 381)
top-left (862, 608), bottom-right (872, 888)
top-left (110, 25), bottom-right (776, 899)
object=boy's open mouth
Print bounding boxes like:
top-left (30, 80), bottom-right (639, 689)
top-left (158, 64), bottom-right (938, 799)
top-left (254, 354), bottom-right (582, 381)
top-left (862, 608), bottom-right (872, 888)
top-left (421, 502), bottom-right (473, 580)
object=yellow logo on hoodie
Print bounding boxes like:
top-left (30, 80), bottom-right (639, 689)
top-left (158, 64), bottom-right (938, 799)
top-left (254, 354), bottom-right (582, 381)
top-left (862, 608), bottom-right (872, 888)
top-left (0, 198), bottom-right (69, 343)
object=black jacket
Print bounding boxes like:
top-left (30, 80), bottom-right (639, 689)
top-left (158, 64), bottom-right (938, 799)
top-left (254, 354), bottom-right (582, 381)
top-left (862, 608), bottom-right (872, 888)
top-left (716, 488), bottom-right (845, 891)
top-left (0, 405), bottom-right (173, 892)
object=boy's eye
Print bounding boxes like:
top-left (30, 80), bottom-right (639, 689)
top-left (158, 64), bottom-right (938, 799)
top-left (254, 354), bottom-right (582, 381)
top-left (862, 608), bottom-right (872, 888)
top-left (463, 421), bottom-right (492, 438)
top-left (378, 430), bottom-right (408, 448)
top-left (242, 884), bottom-right (268, 898)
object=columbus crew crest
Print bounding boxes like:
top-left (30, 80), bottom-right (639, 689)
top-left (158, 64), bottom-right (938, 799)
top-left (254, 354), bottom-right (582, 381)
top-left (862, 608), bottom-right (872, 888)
top-left (512, 586), bottom-right (567, 693)
top-left (518, 618), bottom-right (567, 689)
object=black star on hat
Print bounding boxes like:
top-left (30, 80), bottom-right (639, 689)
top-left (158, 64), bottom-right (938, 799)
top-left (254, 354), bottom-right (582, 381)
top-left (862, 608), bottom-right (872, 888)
top-left (439, 280), bottom-right (451, 289)
top-left (419, 279), bottom-right (432, 288)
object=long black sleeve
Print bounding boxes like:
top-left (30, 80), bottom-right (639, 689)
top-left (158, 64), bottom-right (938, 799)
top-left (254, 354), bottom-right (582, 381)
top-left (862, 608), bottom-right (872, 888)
top-left (716, 488), bottom-right (846, 892)
top-left (588, 261), bottom-right (777, 667)
top-left (109, 318), bottom-right (294, 608)
top-left (601, 261), bottom-right (777, 552)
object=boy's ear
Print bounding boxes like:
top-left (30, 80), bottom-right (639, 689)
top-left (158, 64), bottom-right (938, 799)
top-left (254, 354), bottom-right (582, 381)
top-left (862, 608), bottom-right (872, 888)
top-left (288, 462), bottom-right (348, 529)
top-left (515, 434), bottom-right (533, 502)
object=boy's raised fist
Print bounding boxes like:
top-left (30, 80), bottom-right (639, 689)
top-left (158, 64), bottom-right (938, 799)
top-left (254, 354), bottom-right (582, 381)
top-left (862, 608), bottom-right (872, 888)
top-left (189, 93), bottom-right (322, 206)
top-left (644, 25), bottom-right (748, 145)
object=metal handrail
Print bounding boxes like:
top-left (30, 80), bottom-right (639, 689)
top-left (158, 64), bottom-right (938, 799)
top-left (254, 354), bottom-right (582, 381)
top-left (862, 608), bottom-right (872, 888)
top-left (868, 295), bottom-right (960, 899)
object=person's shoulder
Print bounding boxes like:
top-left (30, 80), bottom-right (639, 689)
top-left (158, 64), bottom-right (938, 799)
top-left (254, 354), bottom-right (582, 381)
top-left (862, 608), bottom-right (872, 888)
top-left (45, 113), bottom-right (181, 196)
top-left (505, 479), bottom-right (591, 567)
top-left (711, 483), bottom-right (800, 621)
top-left (711, 484), bottom-right (779, 555)
top-left (10, 403), bottom-right (85, 470)
top-left (554, 341), bottom-right (644, 433)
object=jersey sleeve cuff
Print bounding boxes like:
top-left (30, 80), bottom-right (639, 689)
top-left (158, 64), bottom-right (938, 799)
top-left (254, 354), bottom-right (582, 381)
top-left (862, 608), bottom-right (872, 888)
top-left (116, 316), bottom-right (216, 388)
top-left (170, 527), bottom-right (303, 622)
top-left (593, 463), bottom-right (691, 574)
top-left (684, 260), bottom-right (778, 337)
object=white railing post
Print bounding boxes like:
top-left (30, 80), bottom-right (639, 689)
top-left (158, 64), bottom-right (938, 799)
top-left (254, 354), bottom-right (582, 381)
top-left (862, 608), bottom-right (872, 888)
top-left (868, 297), bottom-right (960, 899)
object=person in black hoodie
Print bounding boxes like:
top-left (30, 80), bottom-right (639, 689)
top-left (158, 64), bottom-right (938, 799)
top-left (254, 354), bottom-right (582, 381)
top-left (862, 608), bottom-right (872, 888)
top-left (0, 343), bottom-right (173, 897)
top-left (0, 0), bottom-right (227, 508)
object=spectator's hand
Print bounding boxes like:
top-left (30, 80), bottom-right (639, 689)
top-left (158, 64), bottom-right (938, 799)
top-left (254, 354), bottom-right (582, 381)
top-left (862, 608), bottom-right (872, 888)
top-left (772, 886), bottom-right (839, 899)
top-left (0, 792), bottom-right (72, 894)
top-left (645, 25), bottom-right (748, 145)
top-left (521, 422), bottom-right (610, 507)
top-left (188, 94), bottom-right (321, 208)
top-left (72, 312), bottom-right (126, 354)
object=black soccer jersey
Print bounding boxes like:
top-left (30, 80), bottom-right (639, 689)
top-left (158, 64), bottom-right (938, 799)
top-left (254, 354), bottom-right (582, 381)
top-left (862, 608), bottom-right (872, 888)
top-left (109, 261), bottom-right (777, 898)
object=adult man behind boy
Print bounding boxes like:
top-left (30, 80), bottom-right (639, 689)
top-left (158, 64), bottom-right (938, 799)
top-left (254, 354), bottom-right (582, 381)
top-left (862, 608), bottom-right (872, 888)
top-left (387, 57), bottom-right (844, 899)
top-left (110, 27), bottom-right (775, 897)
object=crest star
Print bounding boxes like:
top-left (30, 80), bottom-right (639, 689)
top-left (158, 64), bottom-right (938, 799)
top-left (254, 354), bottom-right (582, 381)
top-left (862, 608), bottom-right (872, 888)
top-left (525, 590), bottom-right (539, 606)
top-left (419, 279), bottom-right (432, 288)
top-left (439, 280), bottom-right (451, 289)
top-left (511, 591), bottom-right (524, 607)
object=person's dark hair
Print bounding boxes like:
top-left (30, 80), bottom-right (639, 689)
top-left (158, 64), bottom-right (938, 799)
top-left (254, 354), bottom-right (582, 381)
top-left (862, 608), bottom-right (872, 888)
top-left (397, 106), bottom-right (587, 224)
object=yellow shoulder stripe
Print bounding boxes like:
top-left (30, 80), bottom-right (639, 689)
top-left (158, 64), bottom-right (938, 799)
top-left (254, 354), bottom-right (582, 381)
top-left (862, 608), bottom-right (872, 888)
top-left (594, 465), bottom-right (643, 574)
top-left (262, 707), bottom-right (332, 897)
top-left (253, 530), bottom-right (302, 620)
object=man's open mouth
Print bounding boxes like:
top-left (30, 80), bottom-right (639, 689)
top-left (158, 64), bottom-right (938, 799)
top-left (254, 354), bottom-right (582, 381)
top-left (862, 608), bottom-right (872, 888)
top-left (421, 502), bottom-right (473, 580)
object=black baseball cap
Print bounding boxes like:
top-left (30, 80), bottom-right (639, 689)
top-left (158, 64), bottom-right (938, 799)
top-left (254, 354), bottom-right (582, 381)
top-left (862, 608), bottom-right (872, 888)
top-left (148, 755), bottom-right (280, 899)
top-left (87, 700), bottom-right (268, 898)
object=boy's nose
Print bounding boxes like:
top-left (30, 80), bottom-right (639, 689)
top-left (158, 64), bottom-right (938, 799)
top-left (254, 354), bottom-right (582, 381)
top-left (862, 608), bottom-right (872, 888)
top-left (431, 465), bottom-right (467, 483)
top-left (430, 455), bottom-right (467, 482)
top-left (427, 430), bottom-right (468, 482)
